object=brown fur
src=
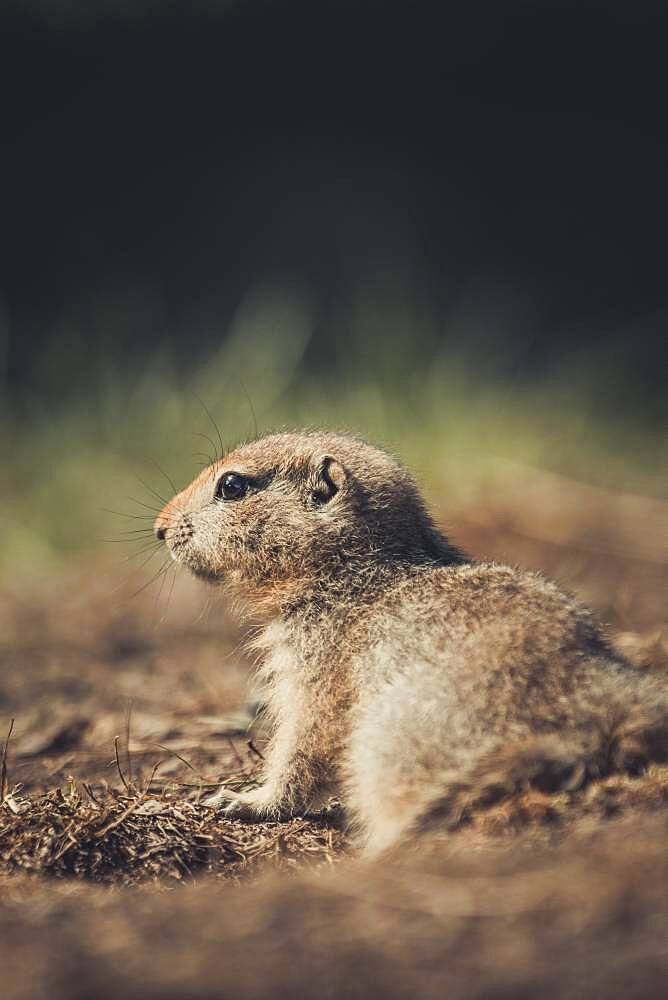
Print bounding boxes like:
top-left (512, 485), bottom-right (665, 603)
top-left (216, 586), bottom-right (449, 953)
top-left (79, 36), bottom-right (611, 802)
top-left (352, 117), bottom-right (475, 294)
top-left (155, 431), bottom-right (668, 854)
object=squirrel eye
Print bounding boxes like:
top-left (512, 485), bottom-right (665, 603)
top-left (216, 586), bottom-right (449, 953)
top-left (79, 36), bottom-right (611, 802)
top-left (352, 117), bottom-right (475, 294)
top-left (215, 472), bottom-right (247, 501)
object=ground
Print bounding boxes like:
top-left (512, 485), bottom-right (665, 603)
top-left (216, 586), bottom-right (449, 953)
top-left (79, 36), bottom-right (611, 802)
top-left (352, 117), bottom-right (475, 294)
top-left (1, 475), bottom-right (666, 998)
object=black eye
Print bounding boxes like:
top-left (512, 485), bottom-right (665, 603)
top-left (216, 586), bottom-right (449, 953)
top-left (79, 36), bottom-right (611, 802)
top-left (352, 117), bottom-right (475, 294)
top-left (215, 472), bottom-right (248, 501)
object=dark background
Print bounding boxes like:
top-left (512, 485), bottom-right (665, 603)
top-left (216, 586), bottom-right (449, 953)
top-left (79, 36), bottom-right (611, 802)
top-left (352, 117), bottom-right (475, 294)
top-left (2, 0), bottom-right (667, 419)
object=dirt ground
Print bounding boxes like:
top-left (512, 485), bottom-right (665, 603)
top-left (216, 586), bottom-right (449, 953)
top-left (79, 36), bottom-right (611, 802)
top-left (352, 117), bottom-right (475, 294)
top-left (1, 478), bottom-right (666, 998)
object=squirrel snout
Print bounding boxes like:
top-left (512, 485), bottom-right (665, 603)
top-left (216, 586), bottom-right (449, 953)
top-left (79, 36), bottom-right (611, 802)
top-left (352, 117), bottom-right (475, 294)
top-left (154, 509), bottom-right (169, 541)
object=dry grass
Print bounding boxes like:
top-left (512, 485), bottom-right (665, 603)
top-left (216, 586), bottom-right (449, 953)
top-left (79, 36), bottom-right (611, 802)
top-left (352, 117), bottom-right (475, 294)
top-left (0, 781), bottom-right (346, 886)
top-left (1, 750), bottom-right (666, 888)
top-left (1, 479), bottom-right (666, 998)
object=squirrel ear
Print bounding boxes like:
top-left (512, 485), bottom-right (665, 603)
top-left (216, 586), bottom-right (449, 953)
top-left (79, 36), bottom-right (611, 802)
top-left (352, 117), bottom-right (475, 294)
top-left (312, 455), bottom-right (347, 502)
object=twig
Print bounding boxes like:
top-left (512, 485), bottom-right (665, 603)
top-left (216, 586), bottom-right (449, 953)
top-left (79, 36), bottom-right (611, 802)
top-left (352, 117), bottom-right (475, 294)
top-left (226, 735), bottom-right (246, 769)
top-left (113, 736), bottom-right (131, 793)
top-left (142, 759), bottom-right (164, 795)
top-left (247, 739), bottom-right (265, 761)
top-left (1, 718), bottom-right (15, 803)
top-left (82, 782), bottom-right (101, 806)
top-left (156, 745), bottom-right (205, 804)
top-left (95, 761), bottom-right (163, 839)
top-left (156, 744), bottom-right (199, 775)
top-left (124, 699), bottom-right (134, 787)
top-left (149, 781), bottom-right (221, 791)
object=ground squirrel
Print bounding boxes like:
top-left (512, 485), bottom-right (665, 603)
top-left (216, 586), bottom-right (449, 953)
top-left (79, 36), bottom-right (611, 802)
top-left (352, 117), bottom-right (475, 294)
top-left (154, 431), bottom-right (667, 855)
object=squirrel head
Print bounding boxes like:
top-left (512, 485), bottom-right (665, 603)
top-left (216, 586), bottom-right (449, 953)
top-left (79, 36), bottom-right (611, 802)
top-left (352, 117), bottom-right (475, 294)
top-left (154, 431), bottom-right (460, 614)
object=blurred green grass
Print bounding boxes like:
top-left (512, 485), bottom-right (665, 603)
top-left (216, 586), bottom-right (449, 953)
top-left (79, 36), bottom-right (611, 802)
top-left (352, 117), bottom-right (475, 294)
top-left (2, 286), bottom-right (664, 584)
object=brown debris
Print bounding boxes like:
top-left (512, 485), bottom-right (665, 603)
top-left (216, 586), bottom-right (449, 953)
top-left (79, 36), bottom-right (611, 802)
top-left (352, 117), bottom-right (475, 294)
top-left (0, 779), bottom-right (347, 886)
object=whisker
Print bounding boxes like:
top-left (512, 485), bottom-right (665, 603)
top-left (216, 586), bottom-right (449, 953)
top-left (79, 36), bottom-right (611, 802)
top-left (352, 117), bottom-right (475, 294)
top-left (194, 392), bottom-right (225, 463)
top-left (109, 546), bottom-right (165, 595)
top-left (103, 526), bottom-right (157, 539)
top-left (146, 458), bottom-right (179, 498)
top-left (102, 508), bottom-right (157, 521)
top-left (120, 541), bottom-right (164, 566)
top-left (100, 536), bottom-right (155, 544)
top-left (193, 589), bottom-right (214, 626)
top-left (127, 541), bottom-right (163, 568)
top-left (161, 564), bottom-right (178, 621)
top-left (127, 496), bottom-right (164, 515)
top-left (154, 555), bottom-right (171, 611)
top-left (128, 557), bottom-right (173, 600)
top-left (114, 528), bottom-right (157, 538)
top-left (239, 380), bottom-right (259, 440)
top-left (136, 475), bottom-right (169, 508)
top-left (192, 432), bottom-right (218, 467)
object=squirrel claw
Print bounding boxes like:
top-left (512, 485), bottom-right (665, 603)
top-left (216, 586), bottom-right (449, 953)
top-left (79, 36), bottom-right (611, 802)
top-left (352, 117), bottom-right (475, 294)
top-left (203, 787), bottom-right (287, 821)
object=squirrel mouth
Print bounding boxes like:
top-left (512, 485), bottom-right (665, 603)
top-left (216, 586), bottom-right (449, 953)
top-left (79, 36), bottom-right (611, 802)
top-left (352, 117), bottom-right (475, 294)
top-left (167, 546), bottom-right (223, 584)
top-left (187, 564), bottom-right (225, 585)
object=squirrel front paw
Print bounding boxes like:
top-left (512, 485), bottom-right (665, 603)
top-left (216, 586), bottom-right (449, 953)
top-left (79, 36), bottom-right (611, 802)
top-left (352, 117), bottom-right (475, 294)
top-left (203, 785), bottom-right (291, 821)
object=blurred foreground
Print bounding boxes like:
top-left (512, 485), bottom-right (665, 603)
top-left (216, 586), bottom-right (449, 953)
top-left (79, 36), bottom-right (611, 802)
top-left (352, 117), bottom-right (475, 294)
top-left (2, 816), bottom-right (667, 1000)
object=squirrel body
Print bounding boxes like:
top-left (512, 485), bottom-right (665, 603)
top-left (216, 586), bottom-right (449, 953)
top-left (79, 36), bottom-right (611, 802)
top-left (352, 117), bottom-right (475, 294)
top-left (155, 432), bottom-right (667, 854)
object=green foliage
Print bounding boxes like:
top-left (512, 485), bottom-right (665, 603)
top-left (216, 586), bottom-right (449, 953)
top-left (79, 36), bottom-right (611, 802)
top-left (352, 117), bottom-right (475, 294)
top-left (2, 290), bottom-right (663, 583)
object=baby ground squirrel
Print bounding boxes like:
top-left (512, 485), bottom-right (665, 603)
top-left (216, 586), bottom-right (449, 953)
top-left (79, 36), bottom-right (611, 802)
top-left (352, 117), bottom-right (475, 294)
top-left (154, 431), bottom-right (667, 855)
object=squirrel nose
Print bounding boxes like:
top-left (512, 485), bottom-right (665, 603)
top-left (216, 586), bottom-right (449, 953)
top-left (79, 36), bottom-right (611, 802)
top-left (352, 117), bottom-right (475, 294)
top-left (155, 500), bottom-right (176, 541)
top-left (154, 511), bottom-right (168, 541)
